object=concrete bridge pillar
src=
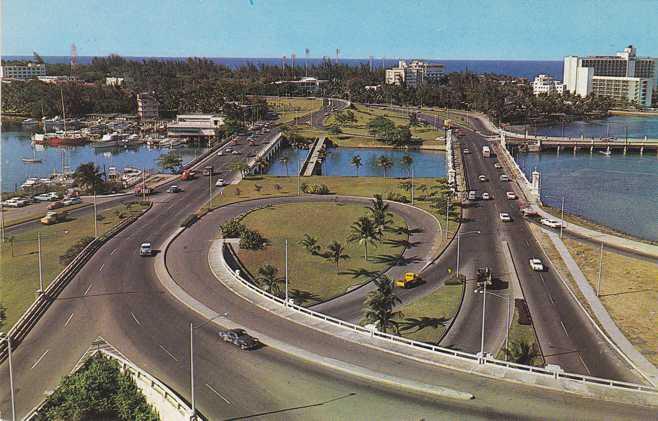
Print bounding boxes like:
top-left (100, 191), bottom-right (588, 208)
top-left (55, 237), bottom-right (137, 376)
top-left (623, 146), bottom-right (627, 155)
top-left (573, 146), bottom-right (577, 155)
top-left (556, 145), bottom-right (560, 155)
top-left (640, 146), bottom-right (644, 156)
top-left (531, 170), bottom-right (541, 197)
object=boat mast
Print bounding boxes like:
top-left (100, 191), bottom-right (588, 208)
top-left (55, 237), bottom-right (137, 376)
top-left (60, 87), bottom-right (67, 134)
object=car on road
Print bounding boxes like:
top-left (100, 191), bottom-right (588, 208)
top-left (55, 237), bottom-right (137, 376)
top-left (34, 192), bottom-right (60, 202)
top-left (231, 150), bottom-right (240, 155)
top-left (225, 147), bottom-right (233, 153)
top-left (47, 200), bottom-right (65, 210)
top-left (2, 197), bottom-right (29, 207)
top-left (506, 191), bottom-right (517, 200)
top-left (166, 185), bottom-right (182, 193)
top-left (540, 218), bottom-right (562, 228)
top-left (139, 243), bottom-right (152, 257)
top-left (468, 190), bottom-right (477, 200)
top-left (215, 178), bottom-right (226, 187)
top-left (494, 162), bottom-right (502, 169)
top-left (395, 272), bottom-right (421, 289)
top-left (463, 148), bottom-right (471, 154)
top-left (478, 174), bottom-right (487, 182)
top-left (499, 174), bottom-right (509, 182)
top-left (40, 210), bottom-right (67, 225)
top-left (529, 258), bottom-right (545, 271)
top-left (499, 212), bottom-right (512, 222)
top-left (218, 328), bottom-right (259, 350)
top-left (521, 207), bottom-right (539, 217)
top-left (217, 151), bottom-right (224, 156)
top-left (481, 192), bottom-right (491, 200)
top-left (62, 197), bottom-right (82, 206)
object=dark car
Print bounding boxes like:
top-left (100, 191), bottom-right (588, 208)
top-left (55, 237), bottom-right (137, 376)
top-left (166, 185), bottom-right (182, 193)
top-left (218, 328), bottom-right (259, 350)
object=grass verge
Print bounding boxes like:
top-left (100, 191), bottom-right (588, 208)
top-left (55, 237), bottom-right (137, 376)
top-left (0, 202), bottom-right (149, 329)
top-left (268, 97), bottom-right (323, 124)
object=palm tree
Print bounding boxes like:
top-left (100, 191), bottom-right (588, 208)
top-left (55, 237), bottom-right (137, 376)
top-left (503, 340), bottom-right (540, 365)
top-left (325, 241), bottom-right (349, 271)
top-left (401, 155), bottom-right (413, 177)
top-left (73, 162), bottom-right (104, 193)
top-left (229, 160), bottom-right (250, 177)
top-left (351, 155), bottom-right (362, 177)
top-left (375, 155), bottom-right (394, 178)
top-left (254, 157), bottom-right (269, 174)
top-left (299, 233), bottom-right (321, 256)
top-left (367, 194), bottom-right (393, 233)
top-left (362, 275), bottom-right (403, 333)
top-left (256, 264), bottom-right (283, 297)
top-left (348, 216), bottom-right (381, 261)
top-left (280, 155), bottom-right (290, 177)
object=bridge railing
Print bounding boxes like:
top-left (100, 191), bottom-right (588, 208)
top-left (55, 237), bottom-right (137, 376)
top-left (220, 243), bottom-right (658, 394)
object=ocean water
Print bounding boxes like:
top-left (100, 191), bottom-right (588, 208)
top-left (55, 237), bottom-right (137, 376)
top-left (517, 151), bottom-right (658, 242)
top-left (6, 56), bottom-right (563, 80)
top-left (526, 115), bottom-right (658, 139)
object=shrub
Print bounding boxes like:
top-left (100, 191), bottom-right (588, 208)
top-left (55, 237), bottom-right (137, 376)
top-left (303, 183), bottom-right (330, 195)
top-left (239, 229), bottom-right (266, 250)
top-left (220, 218), bottom-right (246, 238)
top-left (386, 192), bottom-right (409, 203)
top-left (274, 183), bottom-right (282, 191)
top-left (59, 236), bottom-right (95, 265)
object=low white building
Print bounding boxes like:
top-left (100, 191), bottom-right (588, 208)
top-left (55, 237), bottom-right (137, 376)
top-left (385, 60), bottom-right (444, 88)
top-left (105, 77), bottom-right (125, 87)
top-left (167, 114), bottom-right (224, 141)
top-left (0, 62), bottom-right (46, 80)
top-left (532, 74), bottom-right (565, 95)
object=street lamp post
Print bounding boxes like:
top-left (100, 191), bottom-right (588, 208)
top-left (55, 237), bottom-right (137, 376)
top-left (0, 332), bottom-right (16, 421)
top-left (480, 277), bottom-right (487, 359)
top-left (596, 242), bottom-right (604, 296)
top-left (411, 166), bottom-right (414, 206)
top-left (475, 289), bottom-right (511, 361)
top-left (93, 190), bottom-right (98, 238)
top-left (285, 239), bottom-right (289, 306)
top-left (560, 196), bottom-right (565, 239)
top-left (37, 232), bottom-right (44, 295)
top-left (297, 159), bottom-right (302, 196)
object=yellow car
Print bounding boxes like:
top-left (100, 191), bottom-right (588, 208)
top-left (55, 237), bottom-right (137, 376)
top-left (395, 273), bottom-right (420, 289)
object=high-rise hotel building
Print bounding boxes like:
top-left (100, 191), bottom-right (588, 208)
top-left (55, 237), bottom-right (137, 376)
top-left (563, 46), bottom-right (657, 107)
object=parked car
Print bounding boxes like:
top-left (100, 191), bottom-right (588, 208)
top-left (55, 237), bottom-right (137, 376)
top-left (231, 150), bottom-right (240, 155)
top-left (540, 218), bottom-right (562, 228)
top-left (481, 192), bottom-right (491, 200)
top-left (225, 147), bottom-right (233, 153)
top-left (47, 200), bottom-right (64, 210)
top-left (215, 178), bottom-right (226, 187)
top-left (139, 242), bottom-right (152, 257)
top-left (478, 174), bottom-right (488, 182)
top-left (218, 328), bottom-right (259, 350)
top-left (529, 258), bottom-right (545, 271)
top-left (166, 185), bottom-right (182, 193)
top-left (34, 192), bottom-right (60, 202)
top-left (499, 212), bottom-right (512, 222)
top-left (2, 197), bottom-right (28, 208)
top-left (506, 191), bottom-right (517, 200)
top-left (62, 197), bottom-right (82, 206)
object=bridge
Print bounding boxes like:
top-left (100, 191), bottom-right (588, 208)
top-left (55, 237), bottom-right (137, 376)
top-left (301, 136), bottom-right (327, 176)
top-left (504, 136), bottom-right (658, 155)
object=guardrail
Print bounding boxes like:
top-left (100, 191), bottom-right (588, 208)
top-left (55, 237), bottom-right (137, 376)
top-left (219, 243), bottom-right (657, 394)
top-left (0, 205), bottom-right (151, 363)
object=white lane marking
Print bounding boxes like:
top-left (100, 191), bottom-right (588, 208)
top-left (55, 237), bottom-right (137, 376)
top-left (159, 345), bottom-right (178, 361)
top-left (131, 312), bottom-right (142, 326)
top-left (560, 321), bottom-right (569, 336)
top-left (83, 283), bottom-right (93, 296)
top-left (110, 248), bottom-right (118, 255)
top-left (577, 354), bottom-right (592, 376)
top-left (64, 313), bottom-right (74, 327)
top-left (206, 383), bottom-right (232, 405)
top-left (99, 263), bottom-right (105, 272)
top-left (31, 350), bottom-right (49, 369)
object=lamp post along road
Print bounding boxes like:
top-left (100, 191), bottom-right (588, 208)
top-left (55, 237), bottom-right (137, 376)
top-left (0, 333), bottom-right (16, 421)
top-left (480, 277), bottom-right (487, 358)
top-left (285, 239), bottom-right (289, 306)
top-left (597, 242), bottom-right (604, 296)
top-left (37, 232), bottom-right (44, 295)
top-left (93, 191), bottom-right (98, 238)
top-left (411, 166), bottom-right (415, 206)
top-left (560, 196), bottom-right (565, 239)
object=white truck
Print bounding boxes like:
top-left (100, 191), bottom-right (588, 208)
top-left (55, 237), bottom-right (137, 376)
top-left (482, 145), bottom-right (491, 158)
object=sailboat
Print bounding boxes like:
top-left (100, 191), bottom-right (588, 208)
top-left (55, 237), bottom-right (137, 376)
top-left (599, 146), bottom-right (612, 157)
top-left (31, 88), bottom-right (87, 147)
top-left (21, 147), bottom-right (42, 163)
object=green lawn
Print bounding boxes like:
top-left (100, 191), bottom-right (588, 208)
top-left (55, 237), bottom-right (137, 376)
top-left (268, 97), bottom-right (323, 124)
top-left (393, 283), bottom-right (464, 343)
top-left (0, 202), bottom-right (149, 329)
top-left (237, 202), bottom-right (407, 303)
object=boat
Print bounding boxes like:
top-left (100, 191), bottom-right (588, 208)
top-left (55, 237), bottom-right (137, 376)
top-left (21, 147), bottom-right (42, 163)
top-left (122, 134), bottom-right (143, 146)
top-left (22, 118), bottom-right (39, 127)
top-left (92, 132), bottom-right (126, 148)
top-left (32, 131), bottom-right (88, 146)
top-left (599, 147), bottom-right (612, 157)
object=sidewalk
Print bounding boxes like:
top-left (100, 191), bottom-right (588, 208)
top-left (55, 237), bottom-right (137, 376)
top-left (545, 230), bottom-right (658, 386)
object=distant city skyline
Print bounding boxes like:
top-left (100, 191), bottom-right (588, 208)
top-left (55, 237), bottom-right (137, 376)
top-left (2, 0), bottom-right (657, 60)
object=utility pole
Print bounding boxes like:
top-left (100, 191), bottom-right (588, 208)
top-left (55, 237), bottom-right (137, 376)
top-left (190, 322), bottom-right (196, 419)
top-left (560, 196), bottom-right (565, 239)
top-left (285, 239), bottom-right (289, 306)
top-left (93, 190), bottom-right (98, 238)
top-left (1, 201), bottom-right (5, 243)
top-left (209, 171), bottom-right (213, 209)
top-left (445, 198), bottom-right (450, 241)
top-left (480, 276), bottom-right (487, 359)
top-left (37, 232), bottom-right (44, 295)
top-left (142, 169), bottom-right (146, 202)
top-left (411, 166), bottom-right (414, 206)
top-left (297, 159), bottom-right (302, 196)
top-left (596, 242), bottom-right (604, 296)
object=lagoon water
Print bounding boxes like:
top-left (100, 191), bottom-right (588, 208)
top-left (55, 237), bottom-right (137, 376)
top-left (527, 115), bottom-right (658, 139)
top-left (517, 151), bottom-right (658, 242)
top-left (1, 130), bottom-right (207, 192)
top-left (266, 146), bottom-right (447, 178)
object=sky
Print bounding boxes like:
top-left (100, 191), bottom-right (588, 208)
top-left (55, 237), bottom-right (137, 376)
top-left (2, 0), bottom-right (657, 60)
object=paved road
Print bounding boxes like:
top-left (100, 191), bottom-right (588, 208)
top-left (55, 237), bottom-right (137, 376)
top-left (0, 102), bottom-right (651, 420)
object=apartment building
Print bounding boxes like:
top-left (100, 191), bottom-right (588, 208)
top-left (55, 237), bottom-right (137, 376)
top-left (137, 92), bottom-right (159, 120)
top-left (0, 62), bottom-right (46, 80)
top-left (385, 60), bottom-right (444, 88)
top-left (563, 45), bottom-right (657, 107)
top-left (532, 74), bottom-right (565, 95)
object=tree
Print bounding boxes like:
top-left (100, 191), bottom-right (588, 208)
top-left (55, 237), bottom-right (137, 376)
top-left (157, 151), bottom-right (183, 173)
top-left (401, 154), bottom-right (413, 177)
top-left (362, 276), bottom-right (403, 333)
top-left (367, 194), bottom-right (393, 234)
top-left (256, 264), bottom-right (283, 296)
top-left (409, 112), bottom-right (419, 126)
top-left (0, 302), bottom-right (6, 331)
top-left (348, 216), bottom-right (381, 261)
top-left (324, 241), bottom-right (349, 271)
top-left (300, 233), bottom-right (321, 256)
top-left (253, 157), bottom-right (269, 174)
top-left (350, 155), bottom-right (362, 177)
top-left (367, 116), bottom-right (395, 139)
top-left (503, 340), bottom-right (540, 365)
top-left (375, 155), bottom-right (394, 177)
top-left (73, 162), bottom-right (104, 193)
top-left (279, 155), bottom-right (290, 177)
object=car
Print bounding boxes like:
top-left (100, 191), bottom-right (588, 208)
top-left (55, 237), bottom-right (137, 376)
top-left (47, 200), bottom-right (64, 210)
top-left (217, 151), bottom-right (224, 156)
top-left (139, 243), bottom-right (152, 257)
top-left (521, 207), bottom-right (539, 217)
top-left (34, 192), bottom-right (59, 202)
top-left (218, 328), bottom-right (259, 350)
top-left (395, 272), bottom-right (421, 289)
top-left (2, 197), bottom-right (28, 208)
top-left (215, 178), bottom-right (226, 187)
top-left (540, 218), bottom-right (562, 228)
top-left (468, 190), bottom-right (477, 200)
top-left (506, 191), bottom-right (517, 200)
top-left (225, 147), bottom-right (233, 153)
top-left (494, 162), bottom-right (503, 169)
top-left (166, 185), bottom-right (182, 193)
top-left (478, 174), bottom-right (487, 182)
top-left (499, 174), bottom-right (509, 182)
top-left (529, 258), bottom-right (545, 271)
top-left (62, 197), bottom-right (81, 206)
top-left (481, 192), bottom-right (491, 200)
top-left (499, 212), bottom-right (512, 222)
top-left (231, 150), bottom-right (240, 155)
top-left (463, 148), bottom-right (471, 154)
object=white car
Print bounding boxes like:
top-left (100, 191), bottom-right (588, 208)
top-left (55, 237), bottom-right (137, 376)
top-left (34, 193), bottom-right (59, 202)
top-left (478, 175), bottom-right (487, 182)
top-left (468, 190), bottom-right (477, 200)
top-left (231, 150), bottom-right (240, 155)
top-left (463, 148), bottom-right (471, 154)
top-left (506, 191), bottom-right (517, 200)
top-left (3, 197), bottom-right (29, 207)
top-left (499, 212), bottom-right (512, 222)
top-left (139, 242), bottom-right (152, 257)
top-left (217, 151), bottom-right (224, 156)
top-left (62, 197), bottom-right (82, 206)
top-left (540, 218), bottom-right (562, 228)
top-left (499, 174), bottom-right (509, 182)
top-left (481, 192), bottom-right (490, 200)
top-left (529, 258), bottom-right (544, 271)
top-left (215, 178), bottom-right (226, 187)
top-left (494, 162), bottom-right (502, 169)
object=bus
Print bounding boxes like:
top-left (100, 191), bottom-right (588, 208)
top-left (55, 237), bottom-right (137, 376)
top-left (482, 145), bottom-right (491, 158)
